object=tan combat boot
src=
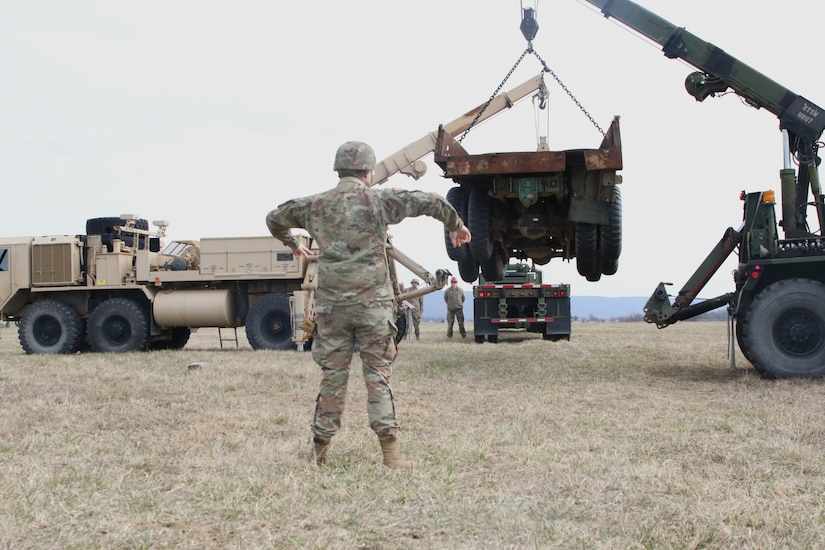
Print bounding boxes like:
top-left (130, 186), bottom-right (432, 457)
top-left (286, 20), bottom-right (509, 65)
top-left (310, 437), bottom-right (330, 466)
top-left (379, 436), bottom-right (412, 469)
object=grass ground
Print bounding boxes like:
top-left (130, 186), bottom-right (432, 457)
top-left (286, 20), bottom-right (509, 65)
top-left (1, 321), bottom-right (824, 549)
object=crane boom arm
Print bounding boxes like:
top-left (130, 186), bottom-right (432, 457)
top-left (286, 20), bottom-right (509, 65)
top-left (371, 74), bottom-right (546, 187)
top-left (583, 0), bottom-right (825, 144)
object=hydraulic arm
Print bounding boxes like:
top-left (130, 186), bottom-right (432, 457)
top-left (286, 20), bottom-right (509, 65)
top-left (370, 75), bottom-right (546, 187)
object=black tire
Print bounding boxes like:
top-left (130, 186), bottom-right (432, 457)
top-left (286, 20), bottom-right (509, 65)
top-left (18, 299), bottom-right (84, 354)
top-left (444, 187), bottom-right (471, 262)
top-left (245, 293), bottom-right (294, 350)
top-left (735, 318), bottom-right (754, 365)
top-left (457, 255), bottom-right (479, 283)
top-left (740, 279), bottom-right (825, 378)
top-left (600, 186), bottom-right (622, 276)
top-left (87, 298), bottom-right (150, 353)
top-left (151, 327), bottom-right (191, 350)
top-left (474, 335), bottom-right (485, 344)
top-left (487, 334), bottom-right (498, 344)
top-left (468, 187), bottom-right (494, 262)
top-left (480, 253), bottom-right (505, 282)
top-left (575, 222), bottom-right (601, 282)
top-left (394, 312), bottom-right (407, 345)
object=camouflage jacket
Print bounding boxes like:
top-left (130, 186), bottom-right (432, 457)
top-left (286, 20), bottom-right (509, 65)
top-left (410, 295), bottom-right (424, 317)
top-left (444, 286), bottom-right (465, 310)
top-left (266, 177), bottom-right (464, 306)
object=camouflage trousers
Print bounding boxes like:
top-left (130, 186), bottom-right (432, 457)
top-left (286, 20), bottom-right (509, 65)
top-left (446, 308), bottom-right (466, 337)
top-left (310, 302), bottom-right (399, 441)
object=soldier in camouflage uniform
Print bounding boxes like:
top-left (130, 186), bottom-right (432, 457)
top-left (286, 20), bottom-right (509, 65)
top-left (265, 141), bottom-right (471, 469)
top-left (409, 278), bottom-right (423, 340)
top-left (444, 276), bottom-right (467, 338)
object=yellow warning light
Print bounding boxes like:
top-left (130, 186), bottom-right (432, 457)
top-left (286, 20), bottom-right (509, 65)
top-left (762, 190), bottom-right (776, 204)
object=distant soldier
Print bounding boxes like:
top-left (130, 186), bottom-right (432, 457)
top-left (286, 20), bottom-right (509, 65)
top-left (265, 141), bottom-right (471, 469)
top-left (409, 278), bottom-right (423, 340)
top-left (444, 276), bottom-right (466, 338)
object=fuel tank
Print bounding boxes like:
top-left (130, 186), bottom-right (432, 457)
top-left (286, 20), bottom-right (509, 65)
top-left (153, 289), bottom-right (237, 328)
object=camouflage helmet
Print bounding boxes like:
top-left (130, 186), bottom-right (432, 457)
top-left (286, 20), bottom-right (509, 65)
top-left (333, 141), bottom-right (376, 171)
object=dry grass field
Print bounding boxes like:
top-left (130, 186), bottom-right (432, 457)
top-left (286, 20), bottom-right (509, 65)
top-left (2, 320), bottom-right (825, 549)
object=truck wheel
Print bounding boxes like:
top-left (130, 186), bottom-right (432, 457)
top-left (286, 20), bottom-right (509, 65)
top-left (394, 312), bottom-right (407, 345)
top-left (735, 318), bottom-right (754, 365)
top-left (151, 327), bottom-right (191, 350)
top-left (474, 335), bottom-right (485, 344)
top-left (480, 253), bottom-right (505, 282)
top-left (444, 187), bottom-right (471, 262)
top-left (457, 255), bottom-right (479, 283)
top-left (575, 223), bottom-right (601, 281)
top-left (18, 299), bottom-right (84, 354)
top-left (600, 186), bottom-right (622, 275)
top-left (468, 187), bottom-right (494, 262)
top-left (87, 298), bottom-right (150, 353)
top-left (245, 293), bottom-right (294, 350)
top-left (740, 279), bottom-right (825, 378)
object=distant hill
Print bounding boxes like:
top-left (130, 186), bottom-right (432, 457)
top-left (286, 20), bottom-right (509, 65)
top-left (421, 292), bottom-right (647, 321)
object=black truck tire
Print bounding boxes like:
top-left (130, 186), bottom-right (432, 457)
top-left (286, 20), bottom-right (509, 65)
top-left (245, 293), bottom-right (294, 350)
top-left (480, 250), bottom-right (505, 282)
top-left (600, 186), bottom-right (622, 276)
top-left (151, 327), bottom-right (191, 350)
top-left (575, 223), bottom-right (601, 282)
top-left (739, 278), bottom-right (825, 378)
top-left (19, 299), bottom-right (84, 354)
top-left (87, 297), bottom-right (150, 353)
top-left (735, 319), bottom-right (754, 366)
top-left (444, 187), bottom-right (471, 262)
top-left (468, 187), bottom-right (494, 262)
top-left (457, 255), bottom-right (479, 283)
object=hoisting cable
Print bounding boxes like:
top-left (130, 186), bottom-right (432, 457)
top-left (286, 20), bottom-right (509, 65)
top-left (459, 3), bottom-right (605, 143)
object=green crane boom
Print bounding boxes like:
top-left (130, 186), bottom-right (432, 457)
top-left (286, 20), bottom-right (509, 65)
top-left (582, 0), bottom-right (825, 234)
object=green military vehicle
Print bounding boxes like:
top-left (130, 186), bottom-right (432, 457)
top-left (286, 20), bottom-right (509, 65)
top-left (578, 0), bottom-right (825, 378)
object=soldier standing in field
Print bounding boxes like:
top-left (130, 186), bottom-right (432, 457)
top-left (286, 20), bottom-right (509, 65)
top-left (444, 276), bottom-right (467, 339)
top-left (409, 278), bottom-right (423, 340)
top-left (265, 141), bottom-right (471, 469)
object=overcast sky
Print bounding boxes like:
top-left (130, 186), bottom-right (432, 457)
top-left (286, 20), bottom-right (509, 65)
top-left (2, 0), bottom-right (823, 300)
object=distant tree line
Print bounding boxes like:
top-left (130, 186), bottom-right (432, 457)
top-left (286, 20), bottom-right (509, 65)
top-left (574, 309), bottom-right (729, 323)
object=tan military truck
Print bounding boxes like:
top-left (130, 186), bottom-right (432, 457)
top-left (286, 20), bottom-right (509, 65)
top-left (0, 215), bottom-right (452, 353)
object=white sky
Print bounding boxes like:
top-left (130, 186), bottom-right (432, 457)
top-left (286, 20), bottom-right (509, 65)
top-left (2, 0), bottom-right (823, 299)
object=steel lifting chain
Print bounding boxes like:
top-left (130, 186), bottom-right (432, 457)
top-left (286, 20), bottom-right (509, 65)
top-left (530, 48), bottom-right (605, 137)
top-left (459, 46), bottom-right (606, 142)
top-left (459, 48), bottom-right (530, 143)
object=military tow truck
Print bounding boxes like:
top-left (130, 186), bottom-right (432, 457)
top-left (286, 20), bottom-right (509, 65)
top-left (578, 0), bottom-right (825, 378)
top-left (472, 262), bottom-right (570, 344)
